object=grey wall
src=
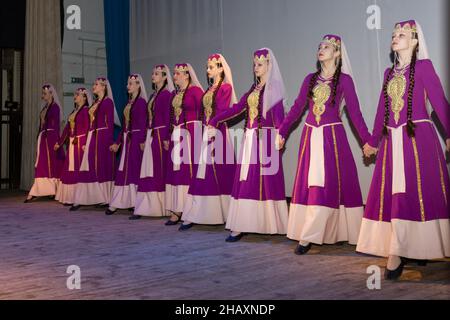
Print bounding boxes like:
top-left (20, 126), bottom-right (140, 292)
top-left (130, 0), bottom-right (449, 201)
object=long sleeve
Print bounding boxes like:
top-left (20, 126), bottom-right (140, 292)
top-left (368, 68), bottom-right (390, 148)
top-left (46, 103), bottom-right (61, 132)
top-left (159, 90), bottom-right (172, 141)
top-left (278, 75), bottom-right (311, 139)
top-left (215, 84), bottom-right (232, 114)
top-left (134, 98), bottom-right (148, 144)
top-left (421, 59), bottom-right (450, 139)
top-left (271, 100), bottom-right (285, 129)
top-left (58, 122), bottom-right (70, 145)
top-left (209, 91), bottom-right (248, 128)
top-left (342, 75), bottom-right (371, 144)
top-left (192, 86), bottom-right (204, 120)
top-left (115, 107), bottom-right (125, 146)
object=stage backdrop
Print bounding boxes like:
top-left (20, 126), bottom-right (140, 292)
top-left (130, 0), bottom-right (449, 201)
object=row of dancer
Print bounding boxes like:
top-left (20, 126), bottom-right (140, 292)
top-left (27, 20), bottom-right (449, 280)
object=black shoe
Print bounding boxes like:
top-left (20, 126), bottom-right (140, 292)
top-left (24, 196), bottom-right (37, 203)
top-left (70, 205), bottom-right (81, 211)
top-left (225, 233), bottom-right (243, 242)
top-left (128, 208), bottom-right (135, 212)
top-left (178, 223), bottom-right (194, 231)
top-left (165, 214), bottom-right (181, 226)
top-left (129, 215), bottom-right (141, 220)
top-left (95, 203), bottom-right (108, 208)
top-left (294, 243), bottom-right (312, 255)
top-left (105, 208), bottom-right (117, 215)
top-left (63, 203), bottom-right (72, 207)
top-left (384, 258), bottom-right (407, 280)
top-left (47, 195), bottom-right (55, 200)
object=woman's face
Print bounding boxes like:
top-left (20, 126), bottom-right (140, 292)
top-left (173, 70), bottom-right (189, 87)
top-left (73, 91), bottom-right (86, 106)
top-left (127, 78), bottom-right (140, 95)
top-left (92, 81), bottom-right (105, 96)
top-left (391, 29), bottom-right (417, 52)
top-left (317, 42), bottom-right (340, 63)
top-left (152, 68), bottom-right (166, 85)
top-left (253, 59), bottom-right (268, 78)
top-left (41, 88), bottom-right (53, 103)
top-left (207, 61), bottom-right (223, 80)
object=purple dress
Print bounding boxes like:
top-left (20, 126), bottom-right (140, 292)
top-left (110, 96), bottom-right (147, 209)
top-left (165, 85), bottom-right (204, 213)
top-left (74, 97), bottom-right (116, 205)
top-left (28, 102), bottom-right (65, 197)
top-left (182, 83), bottom-right (236, 225)
top-left (279, 73), bottom-right (370, 245)
top-left (209, 85), bottom-right (288, 234)
top-left (357, 59), bottom-right (450, 259)
top-left (55, 106), bottom-right (90, 204)
top-left (134, 89), bottom-right (172, 216)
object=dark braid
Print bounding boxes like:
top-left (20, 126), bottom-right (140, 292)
top-left (256, 85), bottom-right (265, 133)
top-left (243, 85), bottom-right (256, 131)
top-left (406, 46), bottom-right (418, 137)
top-left (382, 65), bottom-right (395, 136)
top-left (307, 70), bottom-right (320, 99)
top-left (170, 73), bottom-right (191, 133)
top-left (201, 70), bottom-right (224, 123)
top-left (148, 79), bottom-right (167, 137)
top-left (330, 58), bottom-right (342, 107)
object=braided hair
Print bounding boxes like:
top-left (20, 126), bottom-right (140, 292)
top-left (382, 42), bottom-right (418, 137)
top-left (149, 78), bottom-right (168, 136)
top-left (170, 73), bottom-right (191, 133)
top-left (330, 58), bottom-right (342, 107)
top-left (201, 67), bottom-right (225, 123)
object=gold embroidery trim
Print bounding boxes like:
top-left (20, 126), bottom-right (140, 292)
top-left (387, 74), bottom-right (406, 125)
top-left (379, 139), bottom-right (388, 221)
top-left (411, 137), bottom-right (426, 222)
top-left (292, 126), bottom-right (310, 203)
top-left (312, 81), bottom-right (331, 125)
top-left (331, 125), bottom-right (341, 203)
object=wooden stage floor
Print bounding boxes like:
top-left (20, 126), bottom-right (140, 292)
top-left (0, 191), bottom-right (449, 300)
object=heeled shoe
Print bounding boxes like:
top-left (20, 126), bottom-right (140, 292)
top-left (24, 196), bottom-right (37, 203)
top-left (129, 215), bottom-right (141, 220)
top-left (294, 243), bottom-right (312, 255)
top-left (225, 233), bottom-right (243, 242)
top-left (70, 205), bottom-right (81, 211)
top-left (178, 223), bottom-right (194, 231)
top-left (384, 258), bottom-right (407, 280)
top-left (165, 214), bottom-right (181, 226)
top-left (105, 208), bottom-right (117, 216)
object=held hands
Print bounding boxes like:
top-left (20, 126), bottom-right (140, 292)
top-left (140, 143), bottom-right (145, 152)
top-left (53, 143), bottom-right (59, 151)
top-left (446, 139), bottom-right (450, 153)
top-left (275, 133), bottom-right (285, 151)
top-left (110, 144), bottom-right (119, 153)
top-left (82, 145), bottom-right (86, 152)
top-left (207, 126), bottom-right (216, 140)
top-left (363, 143), bottom-right (378, 158)
top-left (163, 141), bottom-right (169, 151)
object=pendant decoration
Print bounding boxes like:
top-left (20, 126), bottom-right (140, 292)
top-left (312, 80), bottom-right (331, 125)
top-left (387, 73), bottom-right (406, 125)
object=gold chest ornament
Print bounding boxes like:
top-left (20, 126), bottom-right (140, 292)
top-left (387, 70), bottom-right (407, 125)
top-left (123, 103), bottom-right (132, 128)
top-left (68, 108), bottom-right (79, 133)
top-left (247, 89), bottom-right (260, 127)
top-left (312, 80), bottom-right (331, 125)
top-left (147, 96), bottom-right (156, 124)
top-left (172, 92), bottom-right (184, 122)
top-left (88, 102), bottom-right (99, 124)
top-left (203, 90), bottom-right (214, 120)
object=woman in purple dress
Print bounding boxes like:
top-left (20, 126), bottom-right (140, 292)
top-left (106, 74), bottom-right (148, 215)
top-left (208, 48), bottom-right (289, 242)
top-left (54, 88), bottom-right (91, 207)
top-left (131, 65), bottom-right (174, 219)
top-left (357, 20), bottom-right (450, 280)
top-left (276, 35), bottom-right (370, 255)
top-left (179, 54), bottom-right (237, 230)
top-left (73, 77), bottom-right (120, 208)
top-left (25, 84), bottom-right (65, 202)
top-left (164, 63), bottom-right (204, 225)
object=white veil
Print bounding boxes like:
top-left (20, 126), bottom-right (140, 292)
top-left (185, 63), bottom-right (204, 91)
top-left (213, 54), bottom-right (238, 106)
top-left (130, 74), bottom-right (148, 102)
top-left (257, 48), bottom-right (287, 118)
top-left (42, 83), bottom-right (63, 122)
top-left (97, 77), bottom-right (121, 126)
